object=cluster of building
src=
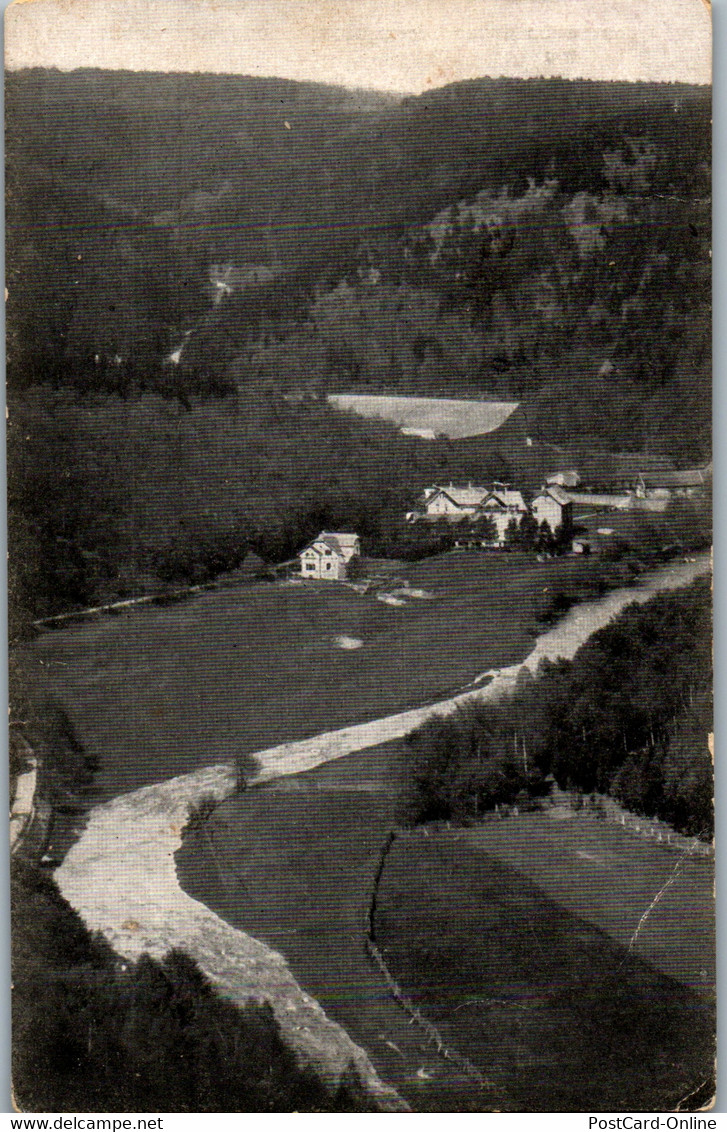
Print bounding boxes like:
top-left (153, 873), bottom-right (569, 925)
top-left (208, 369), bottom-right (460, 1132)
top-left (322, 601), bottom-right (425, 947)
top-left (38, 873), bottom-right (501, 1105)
top-left (295, 460), bottom-right (710, 581)
top-left (296, 481), bottom-right (572, 581)
top-left (547, 461), bottom-right (711, 511)
top-left (408, 480), bottom-right (573, 545)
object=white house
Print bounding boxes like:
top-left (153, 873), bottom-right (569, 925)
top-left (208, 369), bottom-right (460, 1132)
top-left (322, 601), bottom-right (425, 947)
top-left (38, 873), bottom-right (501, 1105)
top-left (477, 486), bottom-right (528, 544)
top-left (299, 532), bottom-right (361, 580)
top-left (422, 484), bottom-right (489, 520)
top-left (531, 485), bottom-right (573, 536)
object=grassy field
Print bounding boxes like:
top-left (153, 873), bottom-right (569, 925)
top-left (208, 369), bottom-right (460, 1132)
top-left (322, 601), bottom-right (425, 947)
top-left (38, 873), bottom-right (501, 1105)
top-left (375, 822), bottom-right (715, 1112)
top-left (327, 394), bottom-right (520, 439)
top-left (17, 551), bottom-right (608, 800)
top-left (178, 742), bottom-right (714, 1113)
top-left (177, 743), bottom-right (500, 1113)
top-left (455, 816), bottom-right (715, 1000)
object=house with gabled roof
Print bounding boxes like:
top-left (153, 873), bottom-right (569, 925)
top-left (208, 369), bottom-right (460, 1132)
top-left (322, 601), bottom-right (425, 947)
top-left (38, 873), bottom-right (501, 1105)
top-left (531, 484), bottom-right (573, 535)
top-left (422, 483), bottom-right (490, 520)
top-left (476, 484), bottom-right (528, 544)
top-left (299, 532), bottom-right (361, 580)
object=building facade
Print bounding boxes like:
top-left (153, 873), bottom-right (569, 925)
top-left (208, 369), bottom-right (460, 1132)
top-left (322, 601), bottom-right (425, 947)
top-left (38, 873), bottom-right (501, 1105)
top-left (531, 485), bottom-right (573, 535)
top-left (477, 486), bottom-right (528, 544)
top-left (299, 532), bottom-right (361, 580)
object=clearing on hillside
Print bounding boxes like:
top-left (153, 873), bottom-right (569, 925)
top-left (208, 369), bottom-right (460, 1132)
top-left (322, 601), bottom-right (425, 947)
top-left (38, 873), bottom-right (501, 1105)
top-left (328, 394), bottom-right (521, 439)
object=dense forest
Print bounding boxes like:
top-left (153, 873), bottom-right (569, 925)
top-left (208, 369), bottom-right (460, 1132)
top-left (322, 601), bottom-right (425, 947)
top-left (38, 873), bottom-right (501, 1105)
top-left (405, 580), bottom-right (713, 838)
top-left (12, 860), bottom-right (373, 1112)
top-left (6, 70), bottom-right (712, 627)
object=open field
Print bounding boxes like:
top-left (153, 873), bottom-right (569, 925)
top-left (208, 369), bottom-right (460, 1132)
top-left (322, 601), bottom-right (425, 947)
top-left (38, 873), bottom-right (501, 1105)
top-left (375, 825), bottom-right (715, 1111)
top-left (327, 394), bottom-right (521, 439)
top-left (178, 743), bottom-right (714, 1112)
top-left (177, 743), bottom-right (503, 1112)
top-left (454, 815), bottom-right (715, 999)
top-left (17, 551), bottom-right (613, 801)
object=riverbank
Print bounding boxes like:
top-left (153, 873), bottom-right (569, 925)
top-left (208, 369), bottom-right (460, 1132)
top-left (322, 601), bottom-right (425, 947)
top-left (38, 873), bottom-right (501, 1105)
top-left (53, 762), bottom-right (408, 1111)
top-left (18, 550), bottom-right (685, 805)
top-left (51, 553), bottom-right (711, 1109)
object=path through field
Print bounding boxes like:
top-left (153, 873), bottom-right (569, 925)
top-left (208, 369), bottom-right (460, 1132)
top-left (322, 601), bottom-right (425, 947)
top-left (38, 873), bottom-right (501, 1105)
top-left (53, 553), bottom-right (711, 1110)
top-left (243, 553), bottom-right (712, 783)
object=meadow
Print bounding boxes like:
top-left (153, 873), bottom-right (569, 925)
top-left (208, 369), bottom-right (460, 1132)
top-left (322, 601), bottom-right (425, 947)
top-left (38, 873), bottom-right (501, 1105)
top-left (178, 743), bottom-right (714, 1113)
top-left (177, 743), bottom-right (502, 1112)
top-left (374, 822), bottom-right (714, 1111)
top-left (17, 551), bottom-right (609, 801)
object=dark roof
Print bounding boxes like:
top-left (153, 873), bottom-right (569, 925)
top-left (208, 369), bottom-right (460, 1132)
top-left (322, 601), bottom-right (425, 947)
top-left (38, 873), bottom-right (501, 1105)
top-left (642, 467), bottom-right (711, 488)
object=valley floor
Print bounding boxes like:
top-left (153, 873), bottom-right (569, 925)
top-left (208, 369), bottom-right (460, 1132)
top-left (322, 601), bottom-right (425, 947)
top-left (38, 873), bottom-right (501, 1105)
top-left (178, 744), bottom-right (714, 1112)
top-left (22, 550), bottom-right (713, 1112)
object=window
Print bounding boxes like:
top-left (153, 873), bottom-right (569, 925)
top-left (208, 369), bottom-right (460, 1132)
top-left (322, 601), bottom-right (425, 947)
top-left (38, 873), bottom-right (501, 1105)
top-left (305, 562), bottom-right (316, 571)
top-left (326, 562), bottom-right (333, 571)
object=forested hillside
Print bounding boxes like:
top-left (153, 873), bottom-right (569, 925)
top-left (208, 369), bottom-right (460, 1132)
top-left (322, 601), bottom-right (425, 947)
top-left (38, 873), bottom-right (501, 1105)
top-left (6, 70), bottom-right (711, 627)
top-left (7, 71), bottom-right (710, 440)
top-left (405, 579), bottom-right (713, 838)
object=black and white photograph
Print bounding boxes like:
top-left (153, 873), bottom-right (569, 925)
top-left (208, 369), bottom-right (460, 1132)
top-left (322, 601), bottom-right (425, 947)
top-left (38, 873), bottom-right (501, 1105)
top-left (5, 0), bottom-right (715, 1113)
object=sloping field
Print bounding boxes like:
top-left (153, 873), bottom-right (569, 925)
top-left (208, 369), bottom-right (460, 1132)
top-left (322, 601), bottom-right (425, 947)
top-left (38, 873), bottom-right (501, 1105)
top-left (374, 822), bottom-right (715, 1112)
top-left (16, 553), bottom-right (710, 808)
top-left (177, 746), bottom-right (507, 1112)
top-left (178, 746), bottom-right (714, 1113)
top-left (456, 815), bottom-right (715, 1000)
top-left (328, 394), bottom-right (520, 439)
top-left (15, 553), bottom-right (558, 801)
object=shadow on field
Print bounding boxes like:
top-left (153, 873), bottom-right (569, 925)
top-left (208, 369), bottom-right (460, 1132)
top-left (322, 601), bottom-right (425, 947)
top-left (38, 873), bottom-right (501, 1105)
top-left (177, 743), bottom-right (714, 1112)
top-left (177, 743), bottom-right (505, 1112)
top-left (374, 829), bottom-right (715, 1112)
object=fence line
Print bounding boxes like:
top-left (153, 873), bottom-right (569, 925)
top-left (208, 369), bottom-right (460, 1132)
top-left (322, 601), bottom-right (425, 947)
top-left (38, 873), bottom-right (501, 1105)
top-left (487, 795), bottom-right (713, 859)
top-left (363, 809), bottom-right (711, 1093)
top-left (364, 828), bottom-right (497, 1093)
top-left (601, 807), bottom-right (713, 857)
top-left (549, 792), bottom-right (714, 859)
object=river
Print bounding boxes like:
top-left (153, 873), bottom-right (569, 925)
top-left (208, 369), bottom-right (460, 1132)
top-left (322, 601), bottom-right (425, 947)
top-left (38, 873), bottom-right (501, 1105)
top-left (54, 552), bottom-right (712, 1111)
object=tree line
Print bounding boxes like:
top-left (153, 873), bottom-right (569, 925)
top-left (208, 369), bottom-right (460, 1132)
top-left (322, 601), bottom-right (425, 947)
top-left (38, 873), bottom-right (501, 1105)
top-left (12, 859), bottom-right (375, 1112)
top-left (404, 579), bottom-right (712, 838)
top-left (9, 376), bottom-right (711, 638)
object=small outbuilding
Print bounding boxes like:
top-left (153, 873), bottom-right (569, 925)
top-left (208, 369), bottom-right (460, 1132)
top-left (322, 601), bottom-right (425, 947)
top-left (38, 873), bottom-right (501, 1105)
top-left (546, 469), bottom-right (581, 489)
top-left (299, 532), bottom-right (361, 580)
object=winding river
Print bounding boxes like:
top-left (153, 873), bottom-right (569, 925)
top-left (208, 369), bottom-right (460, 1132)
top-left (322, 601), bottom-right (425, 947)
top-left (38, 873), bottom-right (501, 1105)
top-left (53, 553), bottom-right (711, 1111)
